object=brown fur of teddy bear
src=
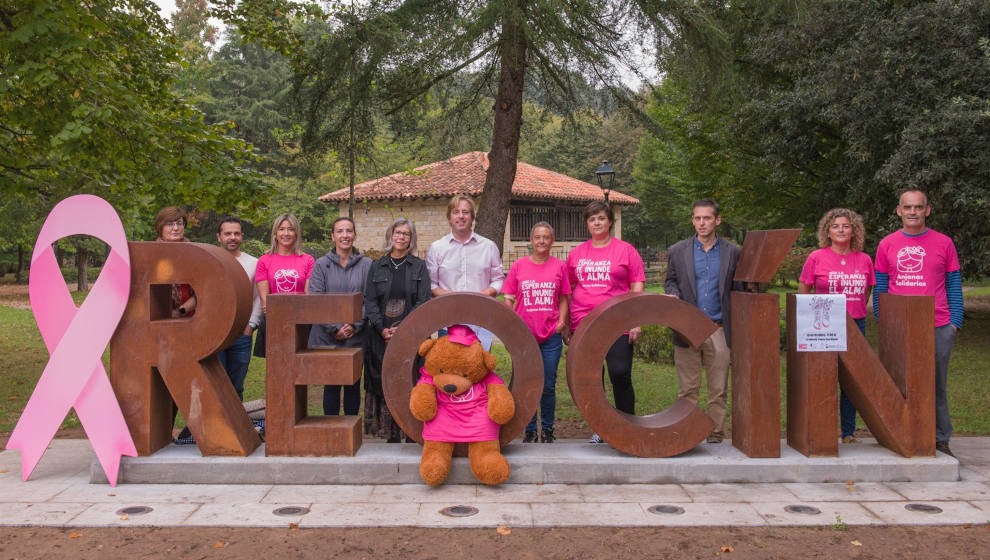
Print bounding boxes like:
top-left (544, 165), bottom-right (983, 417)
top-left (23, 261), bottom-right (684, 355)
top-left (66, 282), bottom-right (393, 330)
top-left (410, 334), bottom-right (515, 486)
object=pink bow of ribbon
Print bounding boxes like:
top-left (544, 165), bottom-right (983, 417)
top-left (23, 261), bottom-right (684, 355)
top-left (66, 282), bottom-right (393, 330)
top-left (6, 195), bottom-right (137, 486)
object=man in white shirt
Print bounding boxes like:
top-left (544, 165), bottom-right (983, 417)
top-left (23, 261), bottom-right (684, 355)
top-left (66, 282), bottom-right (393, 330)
top-left (216, 216), bottom-right (264, 400)
top-left (426, 195), bottom-right (504, 348)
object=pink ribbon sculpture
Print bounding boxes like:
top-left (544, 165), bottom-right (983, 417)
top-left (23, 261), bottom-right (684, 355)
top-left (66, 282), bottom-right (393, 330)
top-left (6, 195), bottom-right (137, 486)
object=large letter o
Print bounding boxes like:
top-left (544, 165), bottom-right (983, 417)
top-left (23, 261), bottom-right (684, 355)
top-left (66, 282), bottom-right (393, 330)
top-left (567, 292), bottom-right (718, 457)
top-left (382, 293), bottom-right (543, 455)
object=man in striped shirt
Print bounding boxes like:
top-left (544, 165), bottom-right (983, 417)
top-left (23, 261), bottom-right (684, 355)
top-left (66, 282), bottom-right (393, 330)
top-left (874, 189), bottom-right (963, 458)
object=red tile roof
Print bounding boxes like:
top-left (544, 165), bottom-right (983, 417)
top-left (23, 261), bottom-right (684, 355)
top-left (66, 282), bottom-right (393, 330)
top-left (319, 151), bottom-right (639, 205)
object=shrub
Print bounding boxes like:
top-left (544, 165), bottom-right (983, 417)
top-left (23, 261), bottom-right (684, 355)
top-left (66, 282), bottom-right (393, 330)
top-left (633, 324), bottom-right (675, 364)
top-left (58, 266), bottom-right (102, 284)
top-left (773, 247), bottom-right (815, 287)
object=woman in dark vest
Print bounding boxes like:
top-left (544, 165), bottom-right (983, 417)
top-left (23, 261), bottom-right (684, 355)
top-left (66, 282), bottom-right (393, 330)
top-left (363, 218), bottom-right (431, 442)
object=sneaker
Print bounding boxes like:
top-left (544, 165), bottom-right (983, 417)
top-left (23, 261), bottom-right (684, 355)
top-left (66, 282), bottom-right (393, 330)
top-left (523, 431), bottom-right (538, 443)
top-left (935, 441), bottom-right (955, 458)
top-left (174, 426), bottom-right (195, 445)
top-left (841, 435), bottom-right (859, 444)
top-left (706, 432), bottom-right (724, 444)
top-left (588, 433), bottom-right (605, 444)
top-left (541, 427), bottom-right (555, 444)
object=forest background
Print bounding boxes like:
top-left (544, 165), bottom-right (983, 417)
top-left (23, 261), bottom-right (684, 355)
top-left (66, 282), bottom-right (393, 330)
top-left (1, 0), bottom-right (988, 285)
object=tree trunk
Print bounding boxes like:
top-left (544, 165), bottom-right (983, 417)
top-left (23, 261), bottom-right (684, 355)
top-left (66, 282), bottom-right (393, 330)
top-left (473, 4), bottom-right (527, 255)
top-left (76, 248), bottom-right (90, 292)
top-left (15, 245), bottom-right (25, 283)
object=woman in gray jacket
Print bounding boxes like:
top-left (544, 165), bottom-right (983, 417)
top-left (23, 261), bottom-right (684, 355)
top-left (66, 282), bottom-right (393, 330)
top-left (308, 217), bottom-right (372, 416)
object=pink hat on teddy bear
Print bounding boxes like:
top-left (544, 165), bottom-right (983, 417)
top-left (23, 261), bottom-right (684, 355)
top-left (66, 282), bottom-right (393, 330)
top-left (446, 324), bottom-right (479, 347)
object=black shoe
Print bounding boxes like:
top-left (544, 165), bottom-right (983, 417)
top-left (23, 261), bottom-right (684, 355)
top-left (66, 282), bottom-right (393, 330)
top-left (523, 431), bottom-right (538, 443)
top-left (541, 427), bottom-right (555, 443)
top-left (935, 441), bottom-right (955, 458)
top-left (174, 426), bottom-right (195, 445)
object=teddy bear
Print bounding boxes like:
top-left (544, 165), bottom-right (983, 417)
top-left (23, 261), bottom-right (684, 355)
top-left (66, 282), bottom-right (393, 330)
top-left (410, 325), bottom-right (515, 485)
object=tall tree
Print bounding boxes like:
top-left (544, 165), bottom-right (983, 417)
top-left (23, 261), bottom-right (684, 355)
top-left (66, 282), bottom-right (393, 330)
top-left (217, 0), bottom-right (704, 253)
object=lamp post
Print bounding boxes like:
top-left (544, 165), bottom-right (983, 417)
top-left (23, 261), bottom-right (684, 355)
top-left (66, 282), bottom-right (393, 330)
top-left (595, 160), bottom-right (615, 203)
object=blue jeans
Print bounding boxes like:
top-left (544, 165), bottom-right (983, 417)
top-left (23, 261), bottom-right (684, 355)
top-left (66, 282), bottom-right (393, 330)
top-left (840, 318), bottom-right (867, 438)
top-left (526, 333), bottom-right (563, 432)
top-left (217, 333), bottom-right (252, 401)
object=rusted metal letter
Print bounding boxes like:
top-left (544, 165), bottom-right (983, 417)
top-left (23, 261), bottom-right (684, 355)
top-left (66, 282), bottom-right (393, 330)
top-left (729, 229), bottom-right (800, 458)
top-left (382, 293), bottom-right (543, 456)
top-left (265, 293), bottom-right (364, 456)
top-left (786, 294), bottom-right (935, 457)
top-left (567, 293), bottom-right (717, 457)
top-left (109, 242), bottom-right (260, 456)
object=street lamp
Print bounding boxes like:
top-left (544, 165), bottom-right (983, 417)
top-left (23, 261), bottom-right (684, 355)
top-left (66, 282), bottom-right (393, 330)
top-left (595, 160), bottom-right (615, 203)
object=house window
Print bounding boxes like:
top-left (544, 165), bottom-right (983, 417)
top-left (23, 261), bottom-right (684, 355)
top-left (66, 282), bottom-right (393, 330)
top-left (509, 204), bottom-right (587, 242)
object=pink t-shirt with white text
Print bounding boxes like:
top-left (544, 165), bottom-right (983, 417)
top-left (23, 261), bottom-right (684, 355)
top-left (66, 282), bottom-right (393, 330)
top-left (255, 253), bottom-right (315, 294)
top-left (875, 229), bottom-right (960, 327)
top-left (799, 248), bottom-right (875, 319)
top-left (502, 256), bottom-right (571, 343)
top-left (566, 238), bottom-right (646, 330)
top-left (417, 369), bottom-right (504, 442)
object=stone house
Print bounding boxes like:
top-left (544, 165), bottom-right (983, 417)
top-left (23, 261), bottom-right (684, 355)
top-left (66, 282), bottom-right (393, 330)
top-left (319, 151), bottom-right (639, 263)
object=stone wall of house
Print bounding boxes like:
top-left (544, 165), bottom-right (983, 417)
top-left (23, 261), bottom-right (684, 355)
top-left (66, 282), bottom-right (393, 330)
top-left (334, 199), bottom-right (622, 262)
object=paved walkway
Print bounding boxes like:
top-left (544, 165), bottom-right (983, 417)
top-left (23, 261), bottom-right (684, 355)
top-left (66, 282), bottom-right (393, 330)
top-left (2, 438), bottom-right (989, 528)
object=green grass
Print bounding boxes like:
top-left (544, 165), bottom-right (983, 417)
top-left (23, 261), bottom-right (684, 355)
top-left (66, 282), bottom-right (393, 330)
top-left (2, 291), bottom-right (989, 437)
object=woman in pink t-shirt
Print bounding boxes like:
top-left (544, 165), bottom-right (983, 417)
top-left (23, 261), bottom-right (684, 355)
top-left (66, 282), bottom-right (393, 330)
top-left (565, 201), bottom-right (645, 443)
top-left (502, 221), bottom-right (570, 443)
top-left (798, 208), bottom-right (875, 443)
top-left (253, 212), bottom-right (315, 358)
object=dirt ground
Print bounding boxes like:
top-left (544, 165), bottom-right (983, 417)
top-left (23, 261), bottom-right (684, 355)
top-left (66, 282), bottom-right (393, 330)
top-left (1, 526), bottom-right (988, 559)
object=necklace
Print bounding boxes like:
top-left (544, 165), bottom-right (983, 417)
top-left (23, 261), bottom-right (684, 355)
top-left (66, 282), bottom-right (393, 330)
top-left (389, 256), bottom-right (406, 269)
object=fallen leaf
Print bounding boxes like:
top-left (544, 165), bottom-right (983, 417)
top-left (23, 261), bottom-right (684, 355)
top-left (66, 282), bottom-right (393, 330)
top-left (962, 524), bottom-right (971, 529)
top-left (0, 469), bottom-right (9, 474)
top-left (846, 480), bottom-right (855, 486)
top-left (107, 493), bottom-right (116, 497)
top-left (720, 546), bottom-right (734, 553)
top-left (8, 396), bottom-right (17, 400)
top-left (69, 533), bottom-right (83, 539)
top-left (119, 514), bottom-right (128, 520)
top-left (214, 542), bottom-right (227, 549)
top-left (289, 522), bottom-right (299, 531)
top-left (851, 540), bottom-right (862, 547)
top-left (496, 525), bottom-right (511, 535)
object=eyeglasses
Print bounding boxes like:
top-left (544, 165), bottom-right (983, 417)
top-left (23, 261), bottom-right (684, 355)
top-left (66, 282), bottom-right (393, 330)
top-left (392, 230), bottom-right (412, 238)
top-left (165, 220), bottom-right (184, 229)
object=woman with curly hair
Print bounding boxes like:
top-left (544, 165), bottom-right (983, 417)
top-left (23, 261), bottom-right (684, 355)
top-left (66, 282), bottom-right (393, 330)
top-left (798, 208), bottom-right (875, 443)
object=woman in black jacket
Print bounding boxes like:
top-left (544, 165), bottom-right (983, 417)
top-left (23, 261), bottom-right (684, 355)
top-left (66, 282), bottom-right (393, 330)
top-left (363, 218), bottom-right (431, 442)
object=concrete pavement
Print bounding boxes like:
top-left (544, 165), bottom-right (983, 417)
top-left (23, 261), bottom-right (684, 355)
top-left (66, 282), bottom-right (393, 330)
top-left (2, 438), bottom-right (989, 528)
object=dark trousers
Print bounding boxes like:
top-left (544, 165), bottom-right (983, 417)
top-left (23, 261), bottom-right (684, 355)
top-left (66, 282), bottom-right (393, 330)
top-left (604, 334), bottom-right (635, 415)
top-left (324, 381), bottom-right (361, 416)
top-left (840, 318), bottom-right (867, 437)
top-left (934, 324), bottom-right (957, 443)
top-left (217, 333), bottom-right (252, 401)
